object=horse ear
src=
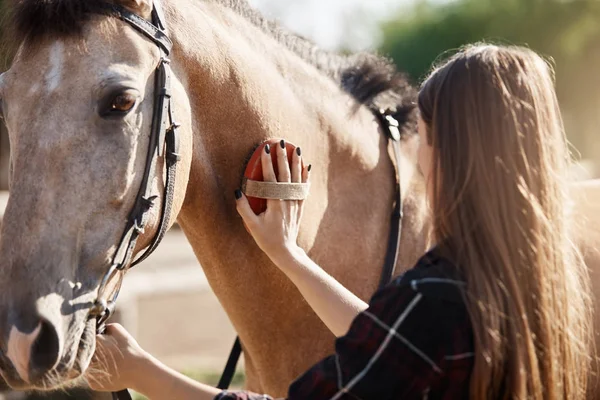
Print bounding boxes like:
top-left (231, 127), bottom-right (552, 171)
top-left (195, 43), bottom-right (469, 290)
top-left (117, 0), bottom-right (153, 19)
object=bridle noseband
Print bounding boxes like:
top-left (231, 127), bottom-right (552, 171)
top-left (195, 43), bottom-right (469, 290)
top-left (87, 0), bottom-right (180, 335)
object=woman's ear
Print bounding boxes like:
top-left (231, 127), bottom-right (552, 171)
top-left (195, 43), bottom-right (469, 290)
top-left (117, 0), bottom-right (153, 20)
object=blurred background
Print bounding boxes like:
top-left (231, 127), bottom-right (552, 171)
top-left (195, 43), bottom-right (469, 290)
top-left (0, 0), bottom-right (598, 398)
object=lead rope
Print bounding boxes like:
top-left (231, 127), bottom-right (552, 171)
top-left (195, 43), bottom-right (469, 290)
top-left (217, 109), bottom-right (404, 391)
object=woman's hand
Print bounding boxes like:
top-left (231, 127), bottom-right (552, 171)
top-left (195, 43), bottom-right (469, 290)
top-left (84, 324), bottom-right (148, 392)
top-left (235, 142), bottom-right (366, 336)
top-left (235, 140), bottom-right (310, 264)
top-left (85, 324), bottom-right (222, 399)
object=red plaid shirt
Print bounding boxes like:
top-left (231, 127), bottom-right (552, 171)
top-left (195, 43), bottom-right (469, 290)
top-left (216, 248), bottom-right (474, 400)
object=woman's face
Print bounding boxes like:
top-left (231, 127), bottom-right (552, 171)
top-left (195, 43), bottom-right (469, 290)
top-left (417, 116), bottom-right (434, 204)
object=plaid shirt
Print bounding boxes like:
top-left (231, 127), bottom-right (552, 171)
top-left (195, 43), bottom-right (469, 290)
top-left (216, 248), bottom-right (474, 400)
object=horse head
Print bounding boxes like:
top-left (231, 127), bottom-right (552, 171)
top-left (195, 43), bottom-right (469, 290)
top-left (0, 0), bottom-right (192, 389)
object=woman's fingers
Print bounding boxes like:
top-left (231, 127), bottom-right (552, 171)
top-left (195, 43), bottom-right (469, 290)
top-left (276, 140), bottom-right (291, 183)
top-left (299, 164), bottom-right (311, 210)
top-left (235, 190), bottom-right (259, 227)
top-left (103, 323), bottom-right (128, 337)
top-left (302, 164), bottom-right (311, 183)
top-left (261, 144), bottom-right (277, 182)
top-left (291, 147), bottom-right (302, 183)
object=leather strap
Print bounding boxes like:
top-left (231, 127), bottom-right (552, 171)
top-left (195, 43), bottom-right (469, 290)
top-left (217, 337), bottom-right (243, 390)
top-left (85, 2), bottom-right (180, 399)
top-left (112, 390), bottom-right (132, 400)
top-left (95, 2), bottom-right (172, 55)
top-left (92, 50), bottom-right (179, 330)
top-left (130, 60), bottom-right (181, 267)
top-left (241, 178), bottom-right (311, 200)
top-left (375, 110), bottom-right (403, 290)
top-left (151, 0), bottom-right (168, 31)
top-left (217, 109), bottom-right (405, 390)
top-left (90, 0), bottom-right (180, 317)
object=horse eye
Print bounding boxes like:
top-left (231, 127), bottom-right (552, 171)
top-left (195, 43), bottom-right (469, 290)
top-left (110, 93), bottom-right (137, 113)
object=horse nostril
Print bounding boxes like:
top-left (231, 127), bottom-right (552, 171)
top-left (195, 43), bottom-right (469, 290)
top-left (29, 318), bottom-right (60, 379)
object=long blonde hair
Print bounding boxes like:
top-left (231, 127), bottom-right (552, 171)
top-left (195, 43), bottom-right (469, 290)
top-left (418, 44), bottom-right (593, 399)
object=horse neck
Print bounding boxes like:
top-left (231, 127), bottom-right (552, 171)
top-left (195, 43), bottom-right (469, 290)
top-left (162, 3), bottom-right (431, 393)
top-left (167, 0), bottom-right (431, 276)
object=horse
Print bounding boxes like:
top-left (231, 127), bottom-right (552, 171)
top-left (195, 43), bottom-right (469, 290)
top-left (0, 0), bottom-right (431, 395)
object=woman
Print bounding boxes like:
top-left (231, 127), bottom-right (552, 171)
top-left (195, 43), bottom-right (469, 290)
top-left (85, 44), bottom-right (592, 399)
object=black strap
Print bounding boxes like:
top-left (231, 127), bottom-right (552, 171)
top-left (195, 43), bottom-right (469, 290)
top-left (94, 54), bottom-right (179, 323)
top-left (217, 109), bottom-right (404, 390)
top-left (109, 26), bottom-right (180, 400)
top-left (130, 61), bottom-right (181, 267)
top-left (86, 0), bottom-right (177, 283)
top-left (112, 390), bottom-right (132, 400)
top-left (376, 111), bottom-right (403, 290)
top-left (95, 2), bottom-right (172, 55)
top-left (151, 0), bottom-right (168, 31)
top-left (217, 337), bottom-right (243, 390)
top-left (86, 1), bottom-right (180, 399)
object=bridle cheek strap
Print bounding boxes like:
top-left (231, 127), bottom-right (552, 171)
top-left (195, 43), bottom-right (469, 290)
top-left (88, 0), bottom-right (180, 344)
top-left (86, 3), bottom-right (180, 400)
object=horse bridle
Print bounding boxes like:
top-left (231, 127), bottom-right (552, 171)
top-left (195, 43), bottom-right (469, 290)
top-left (83, 2), bottom-right (179, 399)
top-left (86, 1), bottom-right (179, 337)
top-left (83, 2), bottom-right (404, 398)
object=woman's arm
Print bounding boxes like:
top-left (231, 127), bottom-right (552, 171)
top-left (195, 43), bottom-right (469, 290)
top-left (235, 142), bottom-right (366, 337)
top-left (270, 246), bottom-right (368, 337)
top-left (132, 354), bottom-right (220, 400)
top-left (86, 324), bottom-right (221, 400)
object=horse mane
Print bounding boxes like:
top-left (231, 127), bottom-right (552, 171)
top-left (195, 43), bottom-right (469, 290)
top-left (5, 0), bottom-right (416, 134)
top-left (212, 0), bottom-right (417, 133)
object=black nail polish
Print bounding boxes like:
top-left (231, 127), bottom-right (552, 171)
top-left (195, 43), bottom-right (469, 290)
top-left (308, 164), bottom-right (312, 172)
top-left (265, 144), bottom-right (271, 154)
top-left (280, 139), bottom-right (285, 149)
top-left (296, 147), bottom-right (302, 156)
top-left (234, 189), bottom-right (242, 200)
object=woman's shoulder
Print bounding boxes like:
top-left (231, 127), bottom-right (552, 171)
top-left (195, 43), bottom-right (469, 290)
top-left (360, 246), bottom-right (474, 377)
top-left (391, 246), bottom-right (466, 304)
